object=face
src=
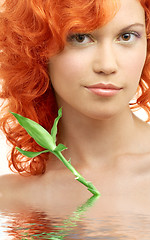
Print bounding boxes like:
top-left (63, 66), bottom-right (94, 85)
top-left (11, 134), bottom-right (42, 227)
top-left (49, 0), bottom-right (147, 120)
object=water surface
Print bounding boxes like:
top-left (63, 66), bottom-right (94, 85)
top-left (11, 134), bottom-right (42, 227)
top-left (1, 195), bottom-right (150, 240)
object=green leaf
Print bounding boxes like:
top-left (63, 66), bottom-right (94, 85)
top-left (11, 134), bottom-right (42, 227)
top-left (16, 147), bottom-right (50, 158)
top-left (54, 144), bottom-right (67, 152)
top-left (10, 112), bottom-right (56, 151)
top-left (51, 108), bottom-right (62, 143)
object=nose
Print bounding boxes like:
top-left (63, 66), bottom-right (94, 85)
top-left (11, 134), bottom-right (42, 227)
top-left (93, 42), bottom-right (118, 75)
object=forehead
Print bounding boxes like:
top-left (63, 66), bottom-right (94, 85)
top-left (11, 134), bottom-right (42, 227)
top-left (96, 0), bottom-right (145, 32)
top-left (117, 0), bottom-right (145, 21)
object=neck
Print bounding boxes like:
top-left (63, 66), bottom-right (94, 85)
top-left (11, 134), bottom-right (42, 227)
top-left (57, 106), bottom-right (137, 169)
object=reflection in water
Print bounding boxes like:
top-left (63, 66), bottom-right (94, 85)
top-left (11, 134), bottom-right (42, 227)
top-left (1, 196), bottom-right (150, 239)
top-left (0, 196), bottom-right (99, 239)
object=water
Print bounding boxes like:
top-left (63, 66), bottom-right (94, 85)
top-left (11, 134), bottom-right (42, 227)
top-left (1, 195), bottom-right (150, 240)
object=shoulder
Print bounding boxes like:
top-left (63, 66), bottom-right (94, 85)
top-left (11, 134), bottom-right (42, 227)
top-left (0, 173), bottom-right (41, 208)
top-left (117, 151), bottom-right (150, 195)
top-left (0, 174), bottom-right (22, 210)
top-left (0, 173), bottom-right (28, 197)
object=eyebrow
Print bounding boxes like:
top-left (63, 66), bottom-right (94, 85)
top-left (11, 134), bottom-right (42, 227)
top-left (91, 23), bottom-right (145, 36)
top-left (120, 23), bottom-right (145, 31)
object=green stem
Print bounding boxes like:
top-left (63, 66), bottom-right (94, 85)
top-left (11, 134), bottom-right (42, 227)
top-left (11, 109), bottom-right (101, 197)
top-left (53, 151), bottom-right (100, 196)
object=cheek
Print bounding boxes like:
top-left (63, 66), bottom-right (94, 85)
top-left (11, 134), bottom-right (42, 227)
top-left (120, 46), bottom-right (147, 83)
top-left (49, 52), bottom-right (89, 83)
top-left (128, 57), bottom-right (145, 80)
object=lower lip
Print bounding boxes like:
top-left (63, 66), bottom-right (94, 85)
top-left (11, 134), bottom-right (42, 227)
top-left (86, 88), bottom-right (122, 97)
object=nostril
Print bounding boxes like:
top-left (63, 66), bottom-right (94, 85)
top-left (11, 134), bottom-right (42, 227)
top-left (99, 69), bottom-right (117, 75)
top-left (93, 65), bottom-right (117, 75)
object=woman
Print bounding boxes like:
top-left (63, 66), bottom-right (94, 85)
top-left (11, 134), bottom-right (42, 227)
top-left (0, 0), bottom-right (150, 200)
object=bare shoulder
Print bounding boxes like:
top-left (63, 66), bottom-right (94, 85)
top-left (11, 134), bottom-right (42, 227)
top-left (0, 173), bottom-right (45, 207)
top-left (117, 150), bottom-right (150, 197)
top-left (0, 174), bottom-right (26, 210)
top-left (0, 173), bottom-right (32, 198)
top-left (0, 170), bottom-right (88, 215)
top-left (0, 172), bottom-right (53, 211)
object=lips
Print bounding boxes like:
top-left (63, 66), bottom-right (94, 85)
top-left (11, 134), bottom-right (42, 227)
top-left (85, 83), bottom-right (122, 97)
top-left (87, 83), bottom-right (121, 90)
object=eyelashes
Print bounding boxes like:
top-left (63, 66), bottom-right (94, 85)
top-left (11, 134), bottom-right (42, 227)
top-left (116, 31), bottom-right (141, 44)
top-left (66, 31), bottom-right (142, 46)
top-left (67, 34), bottom-right (95, 46)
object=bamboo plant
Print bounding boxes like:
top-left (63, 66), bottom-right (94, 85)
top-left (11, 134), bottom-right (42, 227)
top-left (10, 108), bottom-right (100, 196)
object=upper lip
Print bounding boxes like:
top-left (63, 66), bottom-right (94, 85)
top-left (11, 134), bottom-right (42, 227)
top-left (86, 83), bottom-right (122, 90)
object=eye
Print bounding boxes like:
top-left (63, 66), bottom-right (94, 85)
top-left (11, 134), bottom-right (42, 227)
top-left (67, 34), bottom-right (94, 46)
top-left (117, 32), bottom-right (141, 44)
top-left (121, 33), bottom-right (132, 41)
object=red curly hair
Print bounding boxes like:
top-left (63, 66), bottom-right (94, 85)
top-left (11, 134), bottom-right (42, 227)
top-left (0, 0), bottom-right (150, 175)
